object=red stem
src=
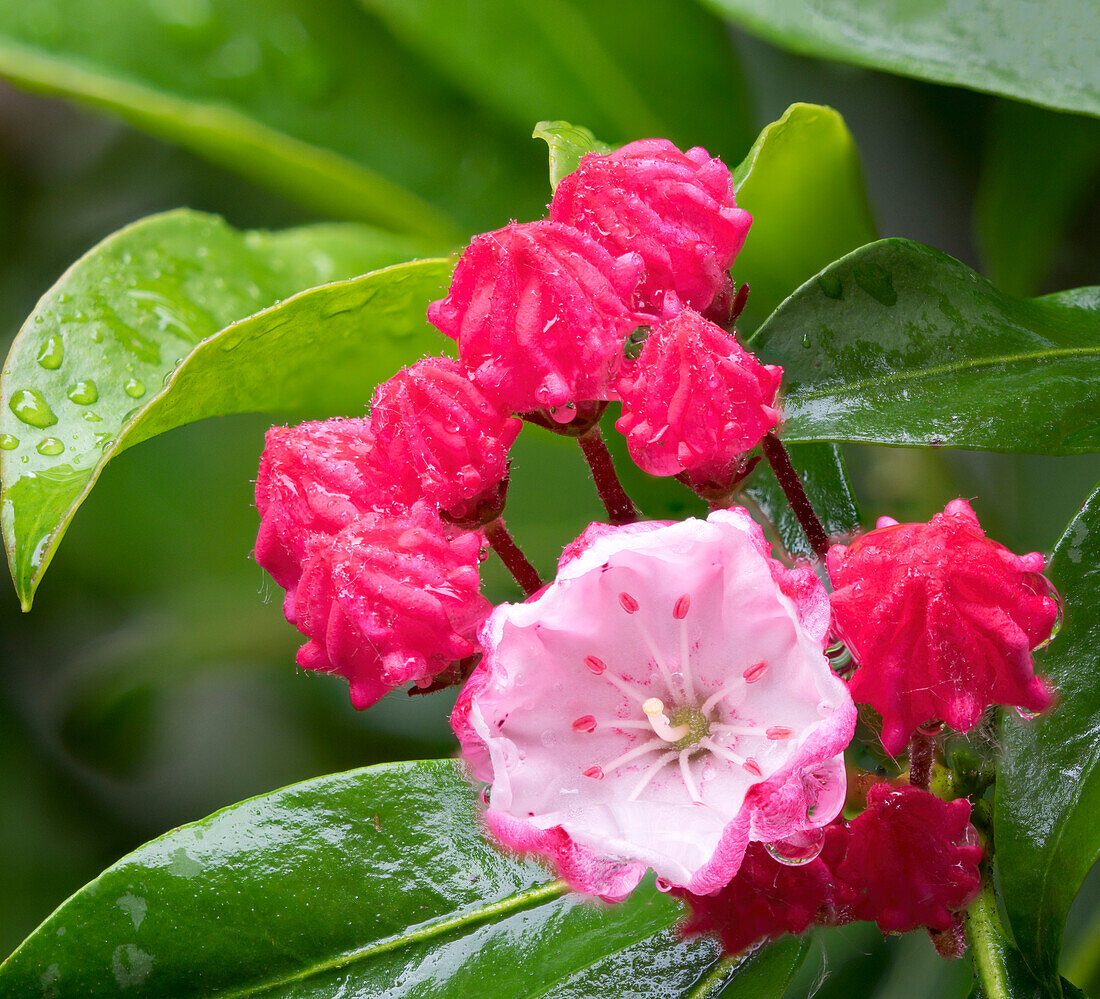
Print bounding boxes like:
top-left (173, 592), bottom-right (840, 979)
top-left (484, 518), bottom-right (542, 597)
top-left (577, 427), bottom-right (639, 525)
top-left (909, 732), bottom-right (934, 790)
top-left (761, 433), bottom-right (830, 559)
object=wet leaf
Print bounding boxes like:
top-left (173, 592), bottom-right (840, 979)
top-left (0, 0), bottom-right (548, 238)
top-left (695, 0), bottom-right (1100, 117)
top-left (0, 209), bottom-right (447, 608)
top-left (534, 120), bottom-right (614, 190)
top-left (996, 482), bottom-right (1100, 988)
top-left (360, 0), bottom-right (753, 156)
top-left (752, 239), bottom-right (1100, 453)
top-left (0, 759), bottom-right (799, 997)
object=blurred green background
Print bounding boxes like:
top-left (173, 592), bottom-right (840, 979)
top-left (0, 2), bottom-right (1098, 993)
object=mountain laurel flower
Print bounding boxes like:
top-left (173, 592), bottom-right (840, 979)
top-left (452, 508), bottom-right (856, 900)
top-left (427, 220), bottom-right (653, 416)
top-left (827, 499), bottom-right (1060, 756)
top-left (255, 418), bottom-right (397, 620)
top-left (614, 308), bottom-right (782, 492)
top-left (291, 503), bottom-right (491, 710)
top-left (674, 827), bottom-right (854, 956)
top-left (369, 356), bottom-right (522, 527)
top-left (550, 139), bottom-right (752, 321)
top-left (837, 783), bottom-right (982, 934)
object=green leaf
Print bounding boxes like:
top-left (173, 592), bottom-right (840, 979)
top-left (976, 102), bottom-right (1100, 296)
top-left (995, 481), bottom-right (1100, 987)
top-left (733, 103), bottom-right (878, 334)
top-left (694, 0), bottom-right (1100, 117)
top-left (1, 209), bottom-right (449, 609)
top-left (741, 443), bottom-right (862, 558)
top-left (0, 758), bottom-right (788, 998)
top-left (751, 239), bottom-right (1100, 453)
top-left (0, 0), bottom-right (550, 239)
top-left (358, 0), bottom-right (753, 154)
top-left (534, 120), bottom-right (614, 190)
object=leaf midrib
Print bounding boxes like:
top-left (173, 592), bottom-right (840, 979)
top-left (785, 344), bottom-right (1100, 404)
top-left (221, 880), bottom-right (568, 999)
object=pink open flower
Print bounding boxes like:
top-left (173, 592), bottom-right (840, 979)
top-left (369, 356), bottom-right (522, 526)
top-left (614, 307), bottom-right (782, 492)
top-left (292, 503), bottom-right (491, 710)
top-left (827, 499), bottom-right (1060, 756)
top-left (452, 509), bottom-right (856, 900)
top-left (427, 220), bottom-right (652, 416)
top-left (550, 139), bottom-right (752, 321)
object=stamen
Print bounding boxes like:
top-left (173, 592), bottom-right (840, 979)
top-left (636, 617), bottom-right (681, 699)
top-left (743, 661), bottom-right (768, 683)
top-left (643, 697), bottom-right (691, 742)
top-left (584, 655), bottom-right (607, 675)
top-left (712, 723), bottom-right (769, 737)
top-left (601, 719), bottom-right (652, 731)
top-left (626, 751), bottom-right (678, 801)
top-left (701, 737), bottom-right (762, 777)
top-left (679, 750), bottom-right (704, 805)
top-left (602, 671), bottom-right (649, 705)
top-left (766, 726), bottom-right (794, 740)
top-left (673, 594), bottom-right (691, 619)
top-left (603, 737), bottom-right (665, 774)
top-left (678, 614), bottom-right (696, 702)
top-left (619, 591), bottom-right (639, 614)
top-left (572, 715), bottom-right (597, 733)
top-left (700, 676), bottom-right (745, 716)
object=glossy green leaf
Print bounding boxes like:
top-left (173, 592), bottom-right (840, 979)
top-left (732, 103), bottom-right (878, 334)
top-left (0, 758), bottom-right (797, 997)
top-left (996, 482), bottom-right (1100, 987)
top-left (695, 0), bottom-right (1100, 117)
top-left (741, 443), bottom-right (862, 558)
top-left (359, 0), bottom-right (752, 155)
top-left (534, 120), bottom-right (613, 190)
top-left (976, 102), bottom-right (1100, 296)
top-left (751, 239), bottom-right (1100, 453)
top-left (1, 209), bottom-right (449, 609)
top-left (0, 0), bottom-right (551, 239)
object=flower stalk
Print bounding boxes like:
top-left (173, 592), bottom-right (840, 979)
top-left (761, 432), bottom-right (830, 559)
top-left (484, 517), bottom-right (543, 596)
top-left (577, 425), bottom-right (640, 525)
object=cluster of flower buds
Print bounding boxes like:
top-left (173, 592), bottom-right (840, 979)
top-left (253, 135), bottom-right (1063, 961)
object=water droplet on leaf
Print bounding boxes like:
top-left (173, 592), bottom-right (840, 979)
top-left (67, 379), bottom-right (99, 405)
top-left (36, 437), bottom-right (64, 456)
top-left (9, 388), bottom-right (57, 428)
top-left (37, 336), bottom-right (64, 369)
top-left (0, 433), bottom-right (18, 450)
top-left (124, 377), bottom-right (146, 398)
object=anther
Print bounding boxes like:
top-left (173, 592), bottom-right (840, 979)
top-left (673, 594), bottom-right (691, 619)
top-left (743, 661), bottom-right (768, 683)
top-left (584, 655), bottom-right (607, 675)
top-left (619, 591), bottom-right (639, 613)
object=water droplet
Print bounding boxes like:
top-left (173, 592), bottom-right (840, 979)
top-left (36, 437), bottom-right (64, 456)
top-left (1023, 573), bottom-right (1064, 650)
top-left (0, 434), bottom-right (18, 450)
top-left (124, 377), bottom-right (146, 398)
top-left (66, 379), bottom-right (99, 405)
top-left (817, 273), bottom-right (843, 300)
top-left (9, 388), bottom-right (57, 428)
top-left (37, 336), bottom-right (64, 369)
top-left (1015, 706), bottom-right (1044, 721)
top-left (917, 719), bottom-right (944, 736)
top-left (853, 262), bottom-right (897, 307)
top-left (961, 824), bottom-right (981, 849)
top-left (655, 877), bottom-right (672, 893)
top-left (82, 411), bottom-right (103, 422)
top-left (765, 827), bottom-right (825, 866)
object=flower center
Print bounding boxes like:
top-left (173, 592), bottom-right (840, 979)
top-left (668, 706), bottom-right (711, 751)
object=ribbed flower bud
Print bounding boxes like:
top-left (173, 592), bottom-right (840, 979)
top-left (550, 139), bottom-right (751, 321)
top-left (828, 500), bottom-right (1060, 756)
top-left (292, 504), bottom-right (491, 710)
top-left (370, 357), bottom-right (522, 526)
top-left (615, 308), bottom-right (782, 493)
top-left (427, 221), bottom-right (652, 416)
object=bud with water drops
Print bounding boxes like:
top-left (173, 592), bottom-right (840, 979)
top-left (827, 499), bottom-right (1061, 755)
top-left (427, 220), bottom-right (655, 418)
top-left (369, 356), bottom-right (521, 528)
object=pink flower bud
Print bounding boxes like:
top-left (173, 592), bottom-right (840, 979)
top-left (550, 139), bottom-right (752, 321)
top-left (828, 499), bottom-right (1060, 756)
top-left (674, 828), bottom-right (853, 955)
top-left (614, 308), bottom-right (782, 490)
top-left (370, 356), bottom-right (522, 526)
top-left (837, 783), bottom-right (982, 933)
top-left (254, 418), bottom-right (398, 617)
top-left (453, 508), bottom-right (855, 900)
top-left (427, 221), bottom-right (652, 415)
top-left (292, 504), bottom-right (491, 710)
